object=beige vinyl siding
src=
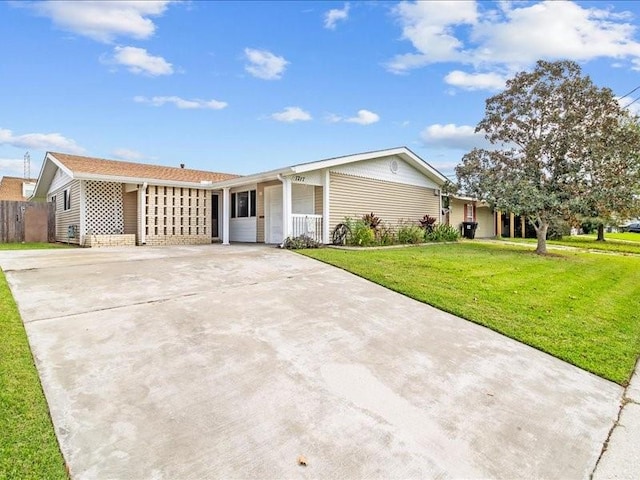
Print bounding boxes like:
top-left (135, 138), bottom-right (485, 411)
top-left (449, 198), bottom-right (495, 238)
top-left (329, 173), bottom-right (439, 232)
top-left (314, 186), bottom-right (323, 215)
top-left (123, 188), bottom-right (138, 236)
top-left (257, 180), bottom-right (280, 243)
top-left (49, 179), bottom-right (81, 244)
top-left (475, 207), bottom-right (495, 238)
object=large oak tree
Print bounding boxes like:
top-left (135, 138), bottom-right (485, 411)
top-left (456, 60), bottom-right (640, 254)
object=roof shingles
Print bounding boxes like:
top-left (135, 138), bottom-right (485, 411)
top-left (0, 176), bottom-right (37, 201)
top-left (50, 152), bottom-right (240, 184)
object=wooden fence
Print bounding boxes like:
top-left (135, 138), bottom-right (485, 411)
top-left (0, 201), bottom-right (55, 243)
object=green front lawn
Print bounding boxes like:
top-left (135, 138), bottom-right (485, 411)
top-left (0, 242), bottom-right (74, 250)
top-left (600, 232), bottom-right (640, 242)
top-left (301, 243), bottom-right (640, 385)
top-left (503, 236), bottom-right (640, 255)
top-left (0, 269), bottom-right (68, 478)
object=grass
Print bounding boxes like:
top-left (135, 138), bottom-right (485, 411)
top-left (502, 235), bottom-right (640, 255)
top-left (599, 232), bottom-right (640, 242)
top-left (301, 242), bottom-right (640, 385)
top-left (0, 255), bottom-right (68, 478)
top-left (0, 242), bottom-right (74, 250)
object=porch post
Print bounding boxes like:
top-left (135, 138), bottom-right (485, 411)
top-left (323, 169), bottom-right (330, 244)
top-left (138, 182), bottom-right (147, 245)
top-left (222, 187), bottom-right (230, 245)
top-left (496, 211), bottom-right (502, 237)
top-left (282, 177), bottom-right (292, 239)
top-left (79, 180), bottom-right (86, 246)
top-left (509, 213), bottom-right (515, 238)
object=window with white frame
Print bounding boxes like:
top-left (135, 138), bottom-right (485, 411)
top-left (231, 189), bottom-right (256, 218)
top-left (465, 204), bottom-right (474, 221)
top-left (51, 195), bottom-right (57, 211)
top-left (63, 188), bottom-right (71, 211)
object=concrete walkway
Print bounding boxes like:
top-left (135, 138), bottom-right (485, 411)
top-left (0, 245), bottom-right (625, 479)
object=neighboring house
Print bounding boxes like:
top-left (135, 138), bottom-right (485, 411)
top-left (0, 176), bottom-right (37, 201)
top-left (32, 147), bottom-right (446, 246)
top-left (448, 195), bottom-right (495, 238)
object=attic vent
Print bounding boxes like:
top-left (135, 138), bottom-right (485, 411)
top-left (390, 159), bottom-right (399, 173)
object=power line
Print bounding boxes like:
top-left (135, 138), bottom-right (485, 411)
top-left (619, 85), bottom-right (640, 100)
top-left (623, 95), bottom-right (640, 110)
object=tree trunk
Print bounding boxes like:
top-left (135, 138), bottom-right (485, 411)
top-left (596, 223), bottom-right (605, 242)
top-left (535, 222), bottom-right (548, 254)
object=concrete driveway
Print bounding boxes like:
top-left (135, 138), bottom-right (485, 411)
top-left (2, 245), bottom-right (622, 479)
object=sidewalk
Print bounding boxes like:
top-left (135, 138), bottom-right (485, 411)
top-left (593, 360), bottom-right (640, 479)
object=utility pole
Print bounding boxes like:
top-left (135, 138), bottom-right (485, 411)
top-left (24, 151), bottom-right (31, 179)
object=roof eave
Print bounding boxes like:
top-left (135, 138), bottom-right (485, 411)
top-left (73, 172), bottom-right (232, 188)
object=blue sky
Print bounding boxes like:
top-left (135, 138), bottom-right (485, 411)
top-left (2, 0), bottom-right (640, 181)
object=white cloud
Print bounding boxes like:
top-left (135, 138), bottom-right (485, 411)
top-left (387, 1), bottom-right (478, 73)
top-left (346, 109), bottom-right (380, 125)
top-left (28, 0), bottom-right (172, 43)
top-left (0, 158), bottom-right (29, 177)
top-left (109, 46), bottom-right (173, 76)
top-left (444, 70), bottom-right (506, 91)
top-left (244, 48), bottom-right (288, 80)
top-left (389, 1), bottom-right (640, 88)
top-left (112, 148), bottom-right (146, 161)
top-left (0, 128), bottom-right (85, 154)
top-left (420, 123), bottom-right (488, 150)
top-left (270, 107), bottom-right (312, 123)
top-left (324, 3), bottom-right (350, 30)
top-left (326, 110), bottom-right (380, 125)
top-left (134, 95), bottom-right (227, 109)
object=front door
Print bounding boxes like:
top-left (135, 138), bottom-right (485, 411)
top-left (211, 194), bottom-right (219, 238)
top-left (264, 186), bottom-right (283, 244)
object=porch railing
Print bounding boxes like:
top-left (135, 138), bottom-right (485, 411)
top-left (291, 214), bottom-right (323, 243)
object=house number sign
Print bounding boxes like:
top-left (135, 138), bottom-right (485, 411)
top-left (293, 175), bottom-right (306, 182)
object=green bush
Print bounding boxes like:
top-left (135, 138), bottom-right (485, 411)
top-left (397, 223), bottom-right (425, 244)
top-left (378, 223), bottom-right (397, 246)
top-left (349, 220), bottom-right (376, 246)
top-left (547, 219), bottom-right (571, 240)
top-left (427, 224), bottom-right (460, 242)
top-left (282, 235), bottom-right (320, 249)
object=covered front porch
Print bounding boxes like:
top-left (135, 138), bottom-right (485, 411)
top-left (214, 171), bottom-right (328, 245)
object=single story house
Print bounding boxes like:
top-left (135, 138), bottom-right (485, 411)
top-left (0, 176), bottom-right (37, 201)
top-left (447, 195), bottom-right (495, 239)
top-left (446, 195), bottom-right (537, 239)
top-left (31, 147), bottom-right (447, 247)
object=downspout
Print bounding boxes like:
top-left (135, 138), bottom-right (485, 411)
top-left (140, 182), bottom-right (147, 245)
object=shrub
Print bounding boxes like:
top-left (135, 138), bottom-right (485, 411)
top-left (397, 223), bottom-right (426, 244)
top-left (580, 219), bottom-right (599, 234)
top-left (419, 214), bottom-right (437, 233)
top-left (547, 219), bottom-right (571, 240)
top-left (282, 235), bottom-right (320, 249)
top-left (377, 223), bottom-right (397, 246)
top-left (361, 212), bottom-right (382, 231)
top-left (427, 224), bottom-right (460, 242)
top-left (349, 219), bottom-right (376, 247)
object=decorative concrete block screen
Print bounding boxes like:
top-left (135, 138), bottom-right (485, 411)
top-left (145, 186), bottom-right (208, 237)
top-left (85, 181), bottom-right (124, 234)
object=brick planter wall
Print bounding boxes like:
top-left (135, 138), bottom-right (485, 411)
top-left (84, 234), bottom-right (136, 247)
